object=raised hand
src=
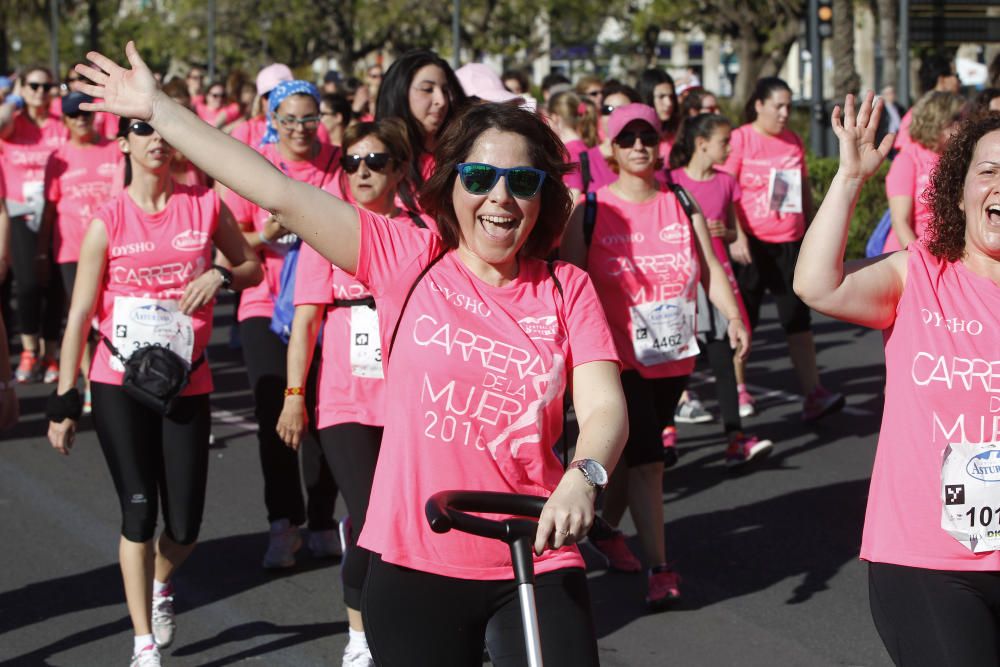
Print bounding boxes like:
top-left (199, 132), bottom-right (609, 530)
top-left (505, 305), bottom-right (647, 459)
top-left (832, 91), bottom-right (894, 183)
top-left (74, 41), bottom-right (159, 122)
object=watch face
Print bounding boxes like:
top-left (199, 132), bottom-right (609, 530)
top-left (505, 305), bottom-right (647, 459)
top-left (580, 459), bottom-right (608, 487)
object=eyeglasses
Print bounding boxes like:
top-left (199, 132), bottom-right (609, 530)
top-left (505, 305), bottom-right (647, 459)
top-left (341, 152), bottom-right (392, 173)
top-left (26, 82), bottom-right (55, 93)
top-left (701, 105), bottom-right (720, 114)
top-left (584, 90), bottom-right (601, 99)
top-left (128, 121), bottom-right (155, 136)
top-left (65, 111), bottom-right (93, 120)
top-left (207, 91), bottom-right (224, 99)
top-left (455, 162), bottom-right (547, 199)
top-left (613, 130), bottom-right (659, 148)
top-left (275, 114), bottom-right (320, 130)
top-left (600, 104), bottom-right (616, 116)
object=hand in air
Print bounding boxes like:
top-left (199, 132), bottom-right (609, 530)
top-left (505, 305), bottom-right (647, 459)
top-left (832, 91), bottom-right (895, 184)
top-left (74, 41), bottom-right (159, 122)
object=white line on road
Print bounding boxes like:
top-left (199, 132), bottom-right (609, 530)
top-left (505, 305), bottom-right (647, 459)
top-left (690, 371), bottom-right (873, 417)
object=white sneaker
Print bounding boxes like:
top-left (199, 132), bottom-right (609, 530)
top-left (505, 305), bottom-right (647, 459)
top-left (308, 528), bottom-right (343, 559)
top-left (342, 643), bottom-right (375, 667)
top-left (262, 519), bottom-right (301, 569)
top-left (130, 644), bottom-right (161, 667)
top-left (152, 587), bottom-right (176, 649)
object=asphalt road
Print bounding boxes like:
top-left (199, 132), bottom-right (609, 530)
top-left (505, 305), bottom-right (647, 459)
top-left (0, 295), bottom-right (893, 666)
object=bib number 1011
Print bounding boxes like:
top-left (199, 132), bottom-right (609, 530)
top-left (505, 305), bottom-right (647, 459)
top-left (965, 506), bottom-right (1000, 528)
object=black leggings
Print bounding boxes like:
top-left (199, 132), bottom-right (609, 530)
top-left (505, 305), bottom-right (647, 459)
top-left (869, 561), bottom-right (1000, 666)
top-left (317, 422), bottom-right (382, 610)
top-left (239, 316), bottom-right (338, 529)
top-left (703, 338), bottom-right (741, 435)
top-left (10, 215), bottom-right (63, 340)
top-left (363, 556), bottom-right (598, 667)
top-left (620, 371), bottom-right (688, 467)
top-left (91, 382), bottom-right (211, 544)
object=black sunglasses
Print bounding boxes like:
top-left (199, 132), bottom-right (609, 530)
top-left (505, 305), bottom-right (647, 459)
top-left (600, 104), bottom-right (616, 116)
top-left (341, 152), bottom-right (392, 174)
top-left (455, 163), bottom-right (547, 199)
top-left (65, 111), bottom-right (93, 120)
top-left (613, 130), bottom-right (660, 148)
top-left (27, 82), bottom-right (55, 92)
top-left (128, 121), bottom-right (155, 136)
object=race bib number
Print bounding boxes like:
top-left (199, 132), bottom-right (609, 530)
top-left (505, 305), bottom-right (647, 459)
top-left (110, 297), bottom-right (195, 372)
top-left (349, 304), bottom-right (383, 378)
top-left (941, 442), bottom-right (1000, 553)
top-left (21, 181), bottom-right (45, 231)
top-left (630, 297), bottom-right (699, 366)
top-left (767, 168), bottom-right (803, 214)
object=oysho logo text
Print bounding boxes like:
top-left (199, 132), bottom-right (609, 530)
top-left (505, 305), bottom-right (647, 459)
top-left (921, 309), bottom-right (983, 336)
top-left (111, 241), bottom-right (156, 257)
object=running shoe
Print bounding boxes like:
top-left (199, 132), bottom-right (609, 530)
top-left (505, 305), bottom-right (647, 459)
top-left (662, 426), bottom-right (679, 468)
top-left (15, 350), bottom-right (39, 384)
top-left (645, 565), bottom-right (682, 610)
top-left (339, 515), bottom-right (353, 557)
top-left (262, 519), bottom-right (301, 569)
top-left (725, 432), bottom-right (774, 468)
top-left (308, 528), bottom-right (343, 559)
top-left (802, 385), bottom-right (845, 422)
top-left (737, 385), bottom-right (756, 418)
top-left (674, 393), bottom-right (713, 424)
top-left (342, 644), bottom-right (375, 667)
top-left (129, 644), bottom-right (161, 667)
top-left (152, 585), bottom-right (176, 649)
top-left (42, 356), bottom-right (59, 383)
top-left (591, 530), bottom-right (642, 573)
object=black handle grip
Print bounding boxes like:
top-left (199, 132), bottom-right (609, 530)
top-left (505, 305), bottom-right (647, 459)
top-left (425, 491), bottom-right (548, 543)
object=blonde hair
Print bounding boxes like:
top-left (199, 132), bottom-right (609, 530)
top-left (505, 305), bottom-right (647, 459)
top-left (909, 91), bottom-right (965, 151)
top-left (547, 91), bottom-right (599, 147)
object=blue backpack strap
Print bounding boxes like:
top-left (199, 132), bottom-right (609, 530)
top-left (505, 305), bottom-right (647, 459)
top-left (582, 191), bottom-right (598, 248)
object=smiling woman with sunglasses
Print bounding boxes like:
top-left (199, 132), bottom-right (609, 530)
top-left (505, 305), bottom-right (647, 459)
top-left (0, 65), bottom-right (69, 385)
top-left (561, 103), bottom-right (749, 611)
top-left (75, 42), bottom-right (627, 666)
top-left (47, 113), bottom-right (262, 667)
top-left (277, 118), bottom-right (428, 667)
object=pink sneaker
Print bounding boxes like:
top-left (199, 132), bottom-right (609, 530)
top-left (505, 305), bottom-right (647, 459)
top-left (725, 432), bottom-right (774, 467)
top-left (591, 530), bottom-right (642, 573)
top-left (662, 426), bottom-right (678, 468)
top-left (646, 565), bottom-right (682, 610)
top-left (737, 384), bottom-right (756, 418)
top-left (802, 385), bottom-right (845, 422)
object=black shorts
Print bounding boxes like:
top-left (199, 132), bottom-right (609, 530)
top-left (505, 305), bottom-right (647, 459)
top-left (734, 235), bottom-right (812, 334)
top-left (620, 370), bottom-right (687, 467)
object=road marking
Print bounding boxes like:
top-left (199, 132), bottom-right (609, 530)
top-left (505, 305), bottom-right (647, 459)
top-left (690, 371), bottom-right (873, 416)
top-left (212, 408), bottom-right (258, 433)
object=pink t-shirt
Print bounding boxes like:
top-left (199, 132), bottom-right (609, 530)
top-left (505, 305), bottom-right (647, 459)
top-left (566, 145), bottom-right (617, 194)
top-left (882, 141), bottom-right (939, 253)
top-left (1, 113), bottom-right (67, 207)
top-left (721, 125), bottom-right (808, 243)
top-left (230, 116), bottom-right (267, 151)
top-left (586, 185), bottom-right (700, 378)
top-left (195, 101), bottom-right (241, 127)
top-left (862, 243), bottom-right (1000, 570)
top-left (44, 139), bottom-right (122, 263)
top-left (229, 142), bottom-right (341, 322)
top-left (892, 108), bottom-right (913, 153)
top-left (90, 185), bottom-right (220, 395)
top-left (354, 209), bottom-right (619, 579)
top-left (669, 167), bottom-right (750, 330)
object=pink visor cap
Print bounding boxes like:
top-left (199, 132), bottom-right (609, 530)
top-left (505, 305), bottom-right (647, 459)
top-left (607, 103), bottom-right (661, 141)
top-left (456, 63), bottom-right (525, 105)
top-left (256, 63), bottom-right (294, 97)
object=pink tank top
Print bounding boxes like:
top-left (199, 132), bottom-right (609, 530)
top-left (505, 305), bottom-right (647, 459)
top-left (862, 243), bottom-right (1000, 570)
top-left (90, 185), bottom-right (220, 395)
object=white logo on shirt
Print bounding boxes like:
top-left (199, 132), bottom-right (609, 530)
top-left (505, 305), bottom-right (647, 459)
top-left (601, 232), bottom-right (645, 245)
top-left (658, 223), bottom-right (687, 244)
top-left (172, 229), bottom-right (210, 252)
top-left (110, 241), bottom-right (156, 257)
top-left (517, 316), bottom-right (559, 341)
top-left (921, 309), bottom-right (983, 336)
top-left (428, 279), bottom-right (492, 317)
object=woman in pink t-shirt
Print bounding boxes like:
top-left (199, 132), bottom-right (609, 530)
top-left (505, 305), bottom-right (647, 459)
top-left (546, 90), bottom-right (599, 198)
top-left (638, 68), bottom-right (680, 162)
top-left (275, 119), bottom-right (426, 666)
top-left (225, 80), bottom-right (343, 572)
top-left (0, 66), bottom-right (69, 385)
top-left (78, 43), bottom-right (627, 665)
top-left (798, 93), bottom-right (1000, 667)
top-left (883, 91), bottom-right (964, 253)
top-left (562, 103), bottom-right (749, 610)
top-left (194, 80), bottom-right (240, 129)
top-left (722, 76), bottom-right (844, 422)
top-left (45, 116), bottom-right (261, 667)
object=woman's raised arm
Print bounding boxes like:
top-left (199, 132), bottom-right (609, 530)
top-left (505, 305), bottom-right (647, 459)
top-left (76, 42), bottom-right (361, 273)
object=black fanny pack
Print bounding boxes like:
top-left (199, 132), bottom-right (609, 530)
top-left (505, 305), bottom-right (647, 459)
top-left (103, 338), bottom-right (204, 416)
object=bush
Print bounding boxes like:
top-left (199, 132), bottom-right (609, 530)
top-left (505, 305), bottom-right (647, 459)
top-left (807, 155), bottom-right (889, 260)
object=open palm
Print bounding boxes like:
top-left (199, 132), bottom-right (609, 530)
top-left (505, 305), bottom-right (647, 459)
top-left (75, 41), bottom-right (159, 122)
top-left (832, 91), bottom-right (894, 183)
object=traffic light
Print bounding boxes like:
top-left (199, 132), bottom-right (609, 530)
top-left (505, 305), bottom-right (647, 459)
top-left (817, 0), bottom-right (833, 39)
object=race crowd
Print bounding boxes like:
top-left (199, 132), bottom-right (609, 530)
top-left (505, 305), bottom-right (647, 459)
top-left (1, 40), bottom-right (1000, 667)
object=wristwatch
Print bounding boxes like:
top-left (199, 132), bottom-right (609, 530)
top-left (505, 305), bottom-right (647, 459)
top-left (569, 458), bottom-right (609, 492)
top-left (212, 264), bottom-right (233, 289)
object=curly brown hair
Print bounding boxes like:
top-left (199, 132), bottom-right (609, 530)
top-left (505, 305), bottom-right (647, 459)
top-left (419, 101), bottom-right (573, 259)
top-left (925, 112), bottom-right (1000, 261)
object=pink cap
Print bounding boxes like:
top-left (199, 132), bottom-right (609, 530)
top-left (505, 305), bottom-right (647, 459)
top-left (256, 63), bottom-right (293, 96)
top-left (607, 103), bottom-right (660, 141)
top-left (455, 63), bottom-right (524, 104)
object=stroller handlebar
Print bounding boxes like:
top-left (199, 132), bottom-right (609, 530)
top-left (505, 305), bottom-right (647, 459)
top-left (424, 490), bottom-right (548, 544)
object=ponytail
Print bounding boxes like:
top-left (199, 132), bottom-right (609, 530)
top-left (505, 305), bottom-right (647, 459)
top-left (668, 113), bottom-right (731, 169)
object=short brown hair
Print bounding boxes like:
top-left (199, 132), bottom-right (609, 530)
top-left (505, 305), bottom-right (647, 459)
top-left (342, 118), bottom-right (411, 167)
top-left (419, 102), bottom-right (573, 259)
top-left (925, 113), bottom-right (1000, 261)
top-left (909, 91), bottom-right (965, 150)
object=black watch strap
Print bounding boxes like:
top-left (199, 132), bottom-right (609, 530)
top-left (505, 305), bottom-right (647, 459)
top-left (212, 264), bottom-right (233, 289)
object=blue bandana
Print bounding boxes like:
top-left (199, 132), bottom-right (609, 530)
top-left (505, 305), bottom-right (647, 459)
top-left (259, 79), bottom-right (321, 147)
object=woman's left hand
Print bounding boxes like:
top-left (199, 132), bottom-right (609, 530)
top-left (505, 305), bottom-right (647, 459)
top-left (178, 267), bottom-right (222, 315)
top-left (728, 318), bottom-right (751, 360)
top-left (534, 470), bottom-right (597, 555)
top-left (706, 219), bottom-right (727, 238)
